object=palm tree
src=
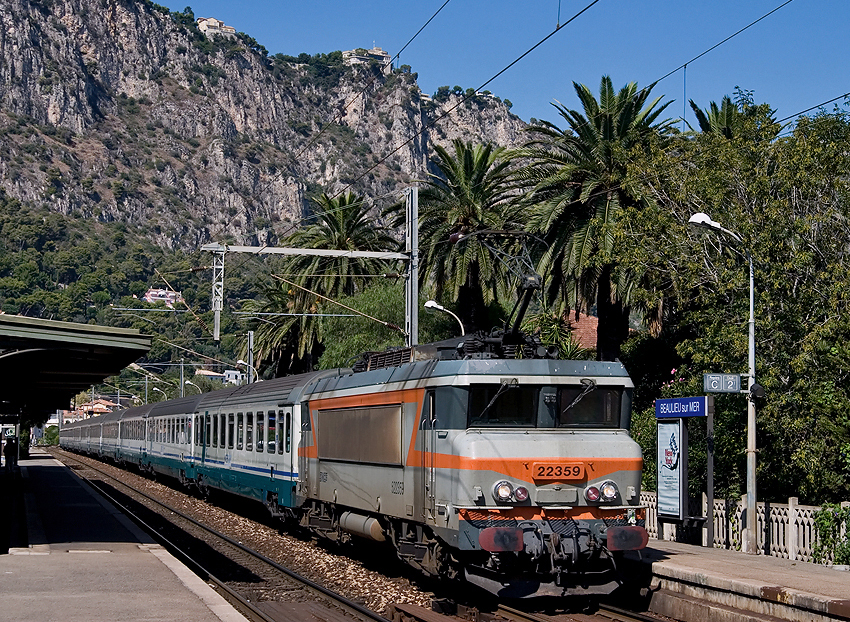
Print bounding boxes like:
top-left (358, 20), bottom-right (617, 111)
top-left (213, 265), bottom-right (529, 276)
top-left (520, 76), bottom-right (674, 360)
top-left (282, 191), bottom-right (399, 299)
top-left (413, 139), bottom-right (520, 332)
top-left (248, 191), bottom-right (399, 375)
top-left (689, 95), bottom-right (741, 138)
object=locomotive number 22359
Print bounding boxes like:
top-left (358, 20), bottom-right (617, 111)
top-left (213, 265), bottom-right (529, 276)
top-left (532, 462), bottom-right (584, 480)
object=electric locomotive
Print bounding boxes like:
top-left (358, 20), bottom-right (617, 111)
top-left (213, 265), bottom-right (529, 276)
top-left (61, 327), bottom-right (647, 597)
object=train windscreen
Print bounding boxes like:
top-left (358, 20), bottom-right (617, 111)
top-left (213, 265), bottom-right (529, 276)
top-left (467, 383), bottom-right (624, 428)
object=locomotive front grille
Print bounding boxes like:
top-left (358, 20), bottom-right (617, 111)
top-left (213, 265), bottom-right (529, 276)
top-left (547, 517), bottom-right (579, 537)
top-left (463, 510), bottom-right (518, 529)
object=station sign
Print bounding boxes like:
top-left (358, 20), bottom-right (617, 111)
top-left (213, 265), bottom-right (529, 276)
top-left (655, 396), bottom-right (711, 418)
top-left (703, 373), bottom-right (741, 393)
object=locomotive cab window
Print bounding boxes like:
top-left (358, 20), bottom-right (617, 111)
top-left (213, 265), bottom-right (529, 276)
top-left (468, 383), bottom-right (538, 427)
top-left (558, 385), bottom-right (622, 428)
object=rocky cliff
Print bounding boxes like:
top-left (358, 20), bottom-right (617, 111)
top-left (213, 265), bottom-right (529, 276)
top-left (0, 0), bottom-right (526, 249)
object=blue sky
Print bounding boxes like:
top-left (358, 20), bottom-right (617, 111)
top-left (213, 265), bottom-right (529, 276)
top-left (159, 1), bottom-right (849, 129)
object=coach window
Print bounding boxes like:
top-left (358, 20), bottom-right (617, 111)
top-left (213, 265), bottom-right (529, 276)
top-left (206, 415), bottom-right (212, 446)
top-left (267, 411), bottom-right (276, 453)
top-left (236, 413), bottom-right (244, 450)
top-left (226, 414), bottom-right (234, 449)
top-left (278, 411), bottom-right (285, 455)
top-left (285, 411), bottom-right (291, 453)
top-left (211, 414), bottom-right (218, 448)
top-left (257, 412), bottom-right (265, 452)
top-left (246, 413), bottom-right (253, 452)
top-left (220, 414), bottom-right (227, 448)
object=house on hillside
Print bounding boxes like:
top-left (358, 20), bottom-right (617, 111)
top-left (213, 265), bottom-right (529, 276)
top-left (197, 17), bottom-right (236, 38)
top-left (143, 288), bottom-right (184, 309)
top-left (342, 46), bottom-right (392, 74)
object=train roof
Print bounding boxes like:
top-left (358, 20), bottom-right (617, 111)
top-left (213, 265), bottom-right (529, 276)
top-left (195, 369), bottom-right (346, 411)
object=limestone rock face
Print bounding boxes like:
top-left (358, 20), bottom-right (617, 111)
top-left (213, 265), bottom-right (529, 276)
top-left (0, 0), bottom-right (526, 248)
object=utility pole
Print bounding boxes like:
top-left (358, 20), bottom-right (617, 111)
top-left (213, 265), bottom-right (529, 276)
top-left (405, 187), bottom-right (419, 347)
top-left (212, 247), bottom-right (225, 341)
top-left (247, 331), bottom-right (255, 384)
top-left (180, 358), bottom-right (184, 398)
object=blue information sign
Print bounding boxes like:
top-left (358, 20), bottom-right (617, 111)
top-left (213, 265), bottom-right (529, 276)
top-left (655, 396), bottom-right (710, 418)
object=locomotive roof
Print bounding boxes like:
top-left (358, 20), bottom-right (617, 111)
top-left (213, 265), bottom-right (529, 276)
top-left (308, 358), bottom-right (633, 395)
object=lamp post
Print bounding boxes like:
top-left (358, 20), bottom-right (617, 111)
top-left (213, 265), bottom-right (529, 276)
top-left (236, 359), bottom-right (259, 384)
top-left (152, 386), bottom-right (167, 402)
top-left (184, 380), bottom-right (201, 394)
top-left (689, 212), bottom-right (758, 554)
top-left (424, 300), bottom-right (465, 336)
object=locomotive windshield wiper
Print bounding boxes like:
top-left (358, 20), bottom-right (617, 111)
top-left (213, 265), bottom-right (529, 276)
top-left (477, 378), bottom-right (519, 420)
top-left (562, 378), bottom-right (597, 413)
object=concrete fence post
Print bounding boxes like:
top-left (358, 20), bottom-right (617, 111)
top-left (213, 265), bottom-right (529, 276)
top-left (841, 501), bottom-right (850, 545)
top-left (788, 497), bottom-right (798, 561)
top-left (741, 494), bottom-right (749, 553)
top-left (702, 492), bottom-right (708, 547)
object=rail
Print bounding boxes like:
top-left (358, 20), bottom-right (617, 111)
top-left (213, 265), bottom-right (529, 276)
top-left (54, 449), bottom-right (392, 622)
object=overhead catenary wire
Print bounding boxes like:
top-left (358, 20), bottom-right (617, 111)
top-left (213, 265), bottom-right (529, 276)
top-left (651, 0), bottom-right (795, 88)
top-left (271, 274), bottom-right (405, 334)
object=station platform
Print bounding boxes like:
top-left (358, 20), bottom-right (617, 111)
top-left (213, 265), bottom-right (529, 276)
top-left (625, 535), bottom-right (850, 621)
top-left (0, 449), bottom-right (246, 622)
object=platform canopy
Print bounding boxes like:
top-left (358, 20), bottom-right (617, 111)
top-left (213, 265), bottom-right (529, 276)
top-left (0, 315), bottom-right (151, 419)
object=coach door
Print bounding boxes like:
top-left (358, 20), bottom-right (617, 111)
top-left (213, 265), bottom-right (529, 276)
top-left (279, 407), bottom-right (293, 479)
top-left (418, 391), bottom-right (437, 523)
top-left (142, 416), bottom-right (149, 463)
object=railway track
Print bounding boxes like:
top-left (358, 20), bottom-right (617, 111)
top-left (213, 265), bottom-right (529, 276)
top-left (53, 449), bottom-right (393, 622)
top-left (51, 449), bottom-right (670, 622)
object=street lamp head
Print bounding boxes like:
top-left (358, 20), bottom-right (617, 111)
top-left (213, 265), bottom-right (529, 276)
top-left (236, 359), bottom-right (247, 367)
top-left (424, 300), bottom-right (445, 312)
top-left (688, 212), bottom-right (722, 231)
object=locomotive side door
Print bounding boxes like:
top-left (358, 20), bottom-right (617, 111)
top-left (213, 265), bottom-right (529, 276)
top-left (417, 390), bottom-right (437, 523)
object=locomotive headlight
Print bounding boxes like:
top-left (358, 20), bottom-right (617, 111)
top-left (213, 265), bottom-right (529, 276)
top-left (585, 486), bottom-right (601, 502)
top-left (600, 481), bottom-right (619, 501)
top-left (493, 481), bottom-right (514, 502)
top-left (513, 486), bottom-right (529, 502)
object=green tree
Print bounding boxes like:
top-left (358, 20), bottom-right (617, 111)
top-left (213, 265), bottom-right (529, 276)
top-left (520, 76), bottom-right (675, 360)
top-left (408, 139), bottom-right (519, 332)
top-left (622, 101), bottom-right (850, 503)
top-left (688, 95), bottom-right (742, 138)
top-left (318, 281), bottom-right (455, 369)
top-left (282, 191), bottom-right (398, 299)
top-left (248, 191), bottom-right (398, 375)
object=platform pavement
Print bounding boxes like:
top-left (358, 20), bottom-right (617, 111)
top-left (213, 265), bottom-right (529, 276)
top-left (625, 537), bottom-right (850, 622)
top-left (0, 448), bottom-right (247, 622)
